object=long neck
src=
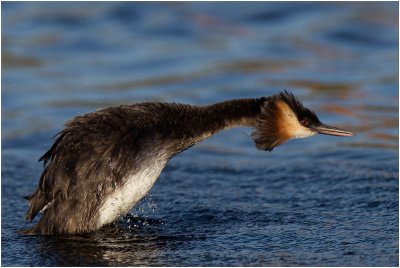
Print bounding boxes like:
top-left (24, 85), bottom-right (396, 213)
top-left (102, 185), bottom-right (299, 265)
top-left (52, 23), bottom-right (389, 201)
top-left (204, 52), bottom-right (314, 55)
top-left (164, 97), bottom-right (267, 154)
top-left (200, 97), bottom-right (267, 131)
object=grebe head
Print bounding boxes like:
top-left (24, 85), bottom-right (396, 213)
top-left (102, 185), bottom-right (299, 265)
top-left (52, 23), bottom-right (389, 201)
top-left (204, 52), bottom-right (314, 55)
top-left (252, 90), bottom-right (354, 151)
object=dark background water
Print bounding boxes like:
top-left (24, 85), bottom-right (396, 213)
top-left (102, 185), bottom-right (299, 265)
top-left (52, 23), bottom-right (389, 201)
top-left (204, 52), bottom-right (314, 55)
top-left (2, 2), bottom-right (398, 266)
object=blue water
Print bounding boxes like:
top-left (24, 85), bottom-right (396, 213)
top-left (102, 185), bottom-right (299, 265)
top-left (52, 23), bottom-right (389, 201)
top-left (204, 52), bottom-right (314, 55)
top-left (2, 2), bottom-right (398, 266)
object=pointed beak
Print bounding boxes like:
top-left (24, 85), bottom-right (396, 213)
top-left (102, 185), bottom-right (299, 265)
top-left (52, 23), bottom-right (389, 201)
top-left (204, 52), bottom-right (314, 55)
top-left (312, 123), bottom-right (355, 137)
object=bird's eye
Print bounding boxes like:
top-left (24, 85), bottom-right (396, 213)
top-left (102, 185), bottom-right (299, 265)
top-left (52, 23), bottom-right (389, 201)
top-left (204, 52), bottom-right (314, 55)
top-left (300, 119), bottom-right (309, 126)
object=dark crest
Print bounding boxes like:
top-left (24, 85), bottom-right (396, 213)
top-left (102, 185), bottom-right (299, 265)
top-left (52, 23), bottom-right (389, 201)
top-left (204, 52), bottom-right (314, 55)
top-left (279, 90), bottom-right (304, 116)
top-left (279, 90), bottom-right (320, 126)
top-left (279, 90), bottom-right (319, 123)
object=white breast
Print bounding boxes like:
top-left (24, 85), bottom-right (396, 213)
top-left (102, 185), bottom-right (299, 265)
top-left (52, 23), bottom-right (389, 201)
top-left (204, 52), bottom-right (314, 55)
top-left (96, 156), bottom-right (168, 228)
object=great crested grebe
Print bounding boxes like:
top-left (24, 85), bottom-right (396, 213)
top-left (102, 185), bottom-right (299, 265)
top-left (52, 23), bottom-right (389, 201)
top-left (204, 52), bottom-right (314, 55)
top-left (25, 90), bottom-right (354, 235)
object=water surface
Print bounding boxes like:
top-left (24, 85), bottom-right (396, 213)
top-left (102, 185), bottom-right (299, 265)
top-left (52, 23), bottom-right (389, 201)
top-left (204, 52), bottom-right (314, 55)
top-left (2, 2), bottom-right (398, 266)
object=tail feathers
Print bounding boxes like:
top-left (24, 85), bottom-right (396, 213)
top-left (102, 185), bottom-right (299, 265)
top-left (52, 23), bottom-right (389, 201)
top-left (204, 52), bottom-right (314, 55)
top-left (24, 188), bottom-right (47, 222)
